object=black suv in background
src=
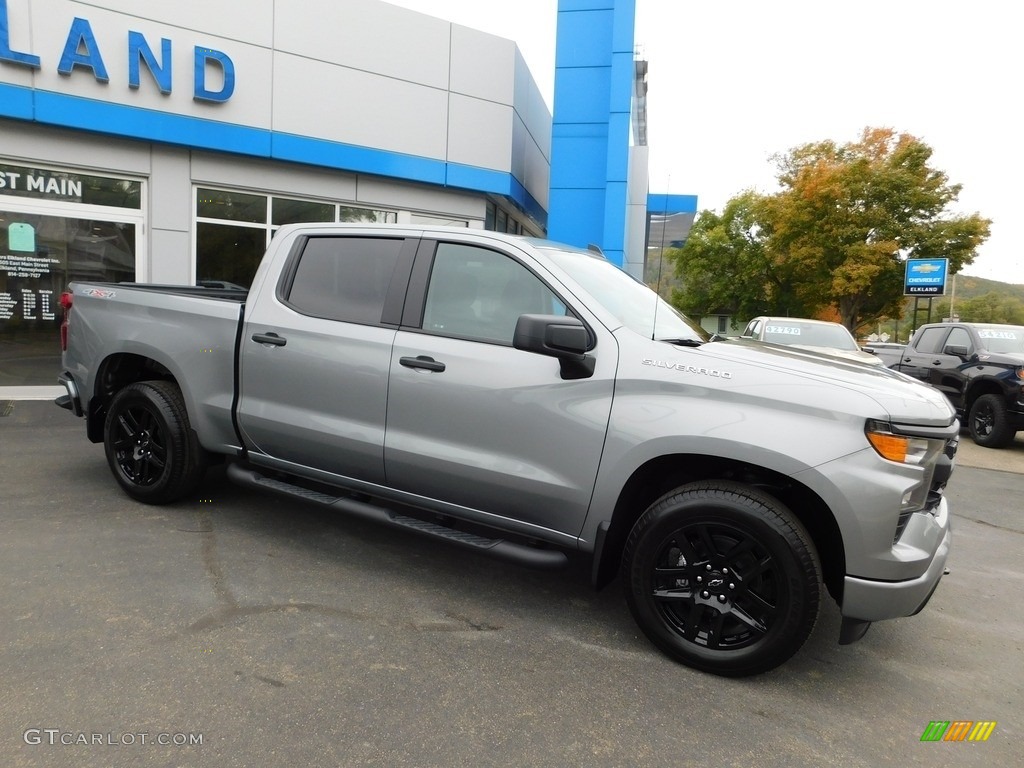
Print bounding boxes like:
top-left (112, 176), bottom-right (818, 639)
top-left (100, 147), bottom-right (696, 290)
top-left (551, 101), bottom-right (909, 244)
top-left (893, 322), bottom-right (1024, 447)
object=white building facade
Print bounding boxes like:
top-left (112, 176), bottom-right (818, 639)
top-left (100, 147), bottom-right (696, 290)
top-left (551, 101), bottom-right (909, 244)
top-left (0, 0), bottom-right (553, 387)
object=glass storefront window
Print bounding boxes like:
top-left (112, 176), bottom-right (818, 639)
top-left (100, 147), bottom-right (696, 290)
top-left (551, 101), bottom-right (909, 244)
top-left (195, 223), bottom-right (265, 289)
top-left (1, 212), bottom-right (136, 386)
top-left (340, 206), bottom-right (395, 223)
top-left (196, 187), bottom-right (397, 289)
top-left (196, 189), bottom-right (267, 224)
top-left (272, 198), bottom-right (335, 226)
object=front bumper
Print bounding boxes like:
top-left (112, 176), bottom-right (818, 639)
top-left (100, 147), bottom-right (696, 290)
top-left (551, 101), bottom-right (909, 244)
top-left (841, 522), bottom-right (952, 622)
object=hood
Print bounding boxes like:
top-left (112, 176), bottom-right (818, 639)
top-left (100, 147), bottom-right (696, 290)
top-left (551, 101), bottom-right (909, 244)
top-left (682, 338), bottom-right (956, 427)
top-left (980, 351), bottom-right (1024, 366)
top-left (788, 344), bottom-right (886, 366)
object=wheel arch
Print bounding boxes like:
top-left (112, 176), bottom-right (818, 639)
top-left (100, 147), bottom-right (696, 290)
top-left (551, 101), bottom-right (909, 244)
top-left (86, 353), bottom-right (177, 442)
top-left (593, 454), bottom-right (846, 603)
top-left (963, 377), bottom-right (1006, 415)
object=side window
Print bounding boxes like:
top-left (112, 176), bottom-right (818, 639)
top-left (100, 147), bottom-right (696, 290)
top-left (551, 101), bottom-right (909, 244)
top-left (285, 237), bottom-right (402, 324)
top-left (913, 327), bottom-right (950, 354)
top-left (422, 243), bottom-right (563, 344)
top-left (742, 320), bottom-right (760, 338)
top-left (944, 327), bottom-right (972, 353)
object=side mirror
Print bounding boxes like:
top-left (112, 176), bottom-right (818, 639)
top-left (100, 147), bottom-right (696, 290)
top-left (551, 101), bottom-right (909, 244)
top-left (944, 344), bottom-right (970, 358)
top-left (513, 314), bottom-right (595, 379)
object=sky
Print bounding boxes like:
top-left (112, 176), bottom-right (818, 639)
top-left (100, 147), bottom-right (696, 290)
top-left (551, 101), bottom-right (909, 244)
top-left (389, 0), bottom-right (1023, 285)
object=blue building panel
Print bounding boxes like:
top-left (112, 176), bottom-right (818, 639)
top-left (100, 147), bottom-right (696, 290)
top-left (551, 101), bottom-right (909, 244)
top-left (601, 180), bottom-right (628, 266)
top-left (273, 132), bottom-right (446, 186)
top-left (608, 53), bottom-right (636, 112)
top-left (550, 68), bottom-right (612, 124)
top-left (610, 0), bottom-right (637, 50)
top-left (0, 81), bottom-right (33, 119)
top-left (550, 0), bottom-right (638, 261)
top-left (446, 163), bottom-right (511, 195)
top-left (557, 0), bottom-right (615, 10)
top-left (554, 9), bottom-right (613, 68)
top-left (549, 136), bottom-right (608, 189)
top-left (647, 194), bottom-right (699, 214)
top-left (547, 187), bottom-right (605, 245)
top-left (34, 91), bottom-right (272, 156)
top-left (604, 112), bottom-right (632, 181)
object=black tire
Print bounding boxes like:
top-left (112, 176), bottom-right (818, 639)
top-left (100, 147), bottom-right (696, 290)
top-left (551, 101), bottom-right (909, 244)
top-left (103, 380), bottom-right (207, 504)
top-left (968, 394), bottom-right (1016, 448)
top-left (623, 481), bottom-right (820, 677)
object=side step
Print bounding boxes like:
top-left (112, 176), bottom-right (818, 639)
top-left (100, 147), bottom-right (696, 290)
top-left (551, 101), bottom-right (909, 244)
top-left (226, 463), bottom-right (568, 570)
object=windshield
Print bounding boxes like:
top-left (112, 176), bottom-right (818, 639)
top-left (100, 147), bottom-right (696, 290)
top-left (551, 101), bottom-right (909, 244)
top-left (761, 321), bottom-right (858, 351)
top-left (977, 326), bottom-right (1024, 354)
top-left (541, 246), bottom-right (709, 343)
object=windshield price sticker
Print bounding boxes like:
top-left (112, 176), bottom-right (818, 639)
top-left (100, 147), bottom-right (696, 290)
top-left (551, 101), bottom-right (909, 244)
top-left (766, 325), bottom-right (801, 335)
top-left (978, 330), bottom-right (1018, 340)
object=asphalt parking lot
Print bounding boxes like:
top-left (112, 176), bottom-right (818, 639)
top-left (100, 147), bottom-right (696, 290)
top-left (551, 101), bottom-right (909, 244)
top-left (1, 400), bottom-right (1021, 768)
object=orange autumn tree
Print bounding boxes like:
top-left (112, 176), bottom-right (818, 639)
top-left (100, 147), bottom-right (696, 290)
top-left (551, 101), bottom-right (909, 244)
top-left (669, 128), bottom-right (991, 331)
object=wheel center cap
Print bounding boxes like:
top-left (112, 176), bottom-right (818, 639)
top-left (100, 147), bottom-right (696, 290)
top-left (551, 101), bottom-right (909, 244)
top-left (133, 432), bottom-right (150, 460)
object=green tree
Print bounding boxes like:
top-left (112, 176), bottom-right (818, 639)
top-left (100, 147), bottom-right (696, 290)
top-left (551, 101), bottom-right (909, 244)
top-left (932, 292), bottom-right (1024, 324)
top-left (666, 191), bottom-right (809, 319)
top-left (668, 128), bottom-right (991, 331)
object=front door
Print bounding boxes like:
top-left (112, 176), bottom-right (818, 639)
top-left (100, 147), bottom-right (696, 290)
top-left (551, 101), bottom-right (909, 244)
top-left (384, 240), bottom-right (615, 539)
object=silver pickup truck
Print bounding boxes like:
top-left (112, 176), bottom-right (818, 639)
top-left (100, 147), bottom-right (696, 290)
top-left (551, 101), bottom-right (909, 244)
top-left (56, 223), bottom-right (958, 676)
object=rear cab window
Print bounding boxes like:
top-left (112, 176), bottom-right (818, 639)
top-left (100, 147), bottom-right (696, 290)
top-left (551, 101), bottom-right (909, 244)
top-left (281, 236), bottom-right (406, 325)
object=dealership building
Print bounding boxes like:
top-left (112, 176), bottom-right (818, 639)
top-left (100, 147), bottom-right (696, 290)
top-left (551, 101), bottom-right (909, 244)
top-left (0, 0), bottom-right (696, 391)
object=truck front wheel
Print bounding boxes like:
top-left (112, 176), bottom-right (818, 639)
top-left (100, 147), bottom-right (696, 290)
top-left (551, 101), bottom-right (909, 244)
top-left (968, 394), bottom-right (1016, 448)
top-left (623, 481), bottom-right (821, 677)
top-left (103, 381), bottom-right (207, 504)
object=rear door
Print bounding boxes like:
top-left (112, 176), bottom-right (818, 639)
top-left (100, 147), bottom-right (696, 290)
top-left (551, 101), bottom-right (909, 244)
top-left (383, 238), bottom-right (616, 539)
top-left (237, 232), bottom-right (417, 484)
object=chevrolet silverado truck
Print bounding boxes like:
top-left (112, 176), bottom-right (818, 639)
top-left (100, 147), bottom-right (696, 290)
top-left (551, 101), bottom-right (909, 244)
top-left (893, 321), bottom-right (1024, 448)
top-left (56, 224), bottom-right (958, 676)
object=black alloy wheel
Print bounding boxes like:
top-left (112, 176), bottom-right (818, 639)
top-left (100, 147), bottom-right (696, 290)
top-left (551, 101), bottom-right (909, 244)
top-left (103, 380), bottom-right (207, 504)
top-left (623, 481), bottom-right (820, 677)
top-left (968, 394), bottom-right (1016, 448)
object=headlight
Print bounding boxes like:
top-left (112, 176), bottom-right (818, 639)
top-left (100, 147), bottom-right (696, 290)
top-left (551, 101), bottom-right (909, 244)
top-left (865, 420), bottom-right (947, 514)
top-left (866, 425), bottom-right (943, 466)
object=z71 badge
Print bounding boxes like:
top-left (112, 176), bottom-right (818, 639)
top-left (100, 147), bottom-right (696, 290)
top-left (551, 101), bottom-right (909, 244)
top-left (82, 288), bottom-right (117, 299)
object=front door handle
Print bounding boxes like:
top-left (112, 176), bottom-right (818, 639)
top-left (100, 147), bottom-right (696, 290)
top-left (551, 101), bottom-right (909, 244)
top-left (400, 355), bottom-right (445, 372)
top-left (252, 332), bottom-right (287, 347)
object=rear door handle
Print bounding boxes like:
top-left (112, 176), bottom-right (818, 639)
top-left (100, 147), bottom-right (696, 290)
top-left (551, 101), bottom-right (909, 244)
top-left (400, 355), bottom-right (445, 372)
top-left (252, 332), bottom-right (287, 347)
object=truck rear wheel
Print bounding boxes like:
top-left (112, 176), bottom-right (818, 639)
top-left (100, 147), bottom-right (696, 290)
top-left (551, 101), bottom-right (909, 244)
top-left (968, 394), bottom-right (1016, 448)
top-left (623, 481), bottom-right (820, 677)
top-left (103, 381), bottom-right (207, 504)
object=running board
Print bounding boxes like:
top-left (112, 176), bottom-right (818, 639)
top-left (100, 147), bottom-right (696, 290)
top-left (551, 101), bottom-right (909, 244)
top-left (226, 464), bottom-right (568, 570)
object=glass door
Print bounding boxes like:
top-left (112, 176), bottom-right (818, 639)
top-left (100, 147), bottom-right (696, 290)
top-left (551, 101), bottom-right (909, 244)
top-left (1, 211), bottom-right (138, 386)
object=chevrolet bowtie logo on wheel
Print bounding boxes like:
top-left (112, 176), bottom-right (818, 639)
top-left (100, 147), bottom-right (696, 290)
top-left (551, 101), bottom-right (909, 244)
top-left (920, 721), bottom-right (997, 742)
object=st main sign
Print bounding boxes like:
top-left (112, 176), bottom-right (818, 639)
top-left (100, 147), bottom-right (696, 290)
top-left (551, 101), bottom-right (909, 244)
top-left (904, 258), bottom-right (948, 296)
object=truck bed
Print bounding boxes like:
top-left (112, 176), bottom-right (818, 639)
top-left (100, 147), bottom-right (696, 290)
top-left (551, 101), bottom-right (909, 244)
top-left (63, 281), bottom-right (247, 453)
